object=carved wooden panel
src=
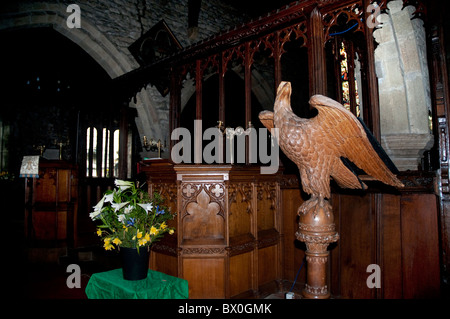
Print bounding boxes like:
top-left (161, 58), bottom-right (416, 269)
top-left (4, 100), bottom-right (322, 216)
top-left (35, 168), bottom-right (57, 202)
top-left (228, 182), bottom-right (253, 238)
top-left (180, 181), bottom-right (227, 246)
top-left (323, 1), bottom-right (364, 44)
top-left (256, 182), bottom-right (278, 232)
top-left (25, 161), bottom-right (77, 244)
top-left (183, 188), bottom-right (224, 242)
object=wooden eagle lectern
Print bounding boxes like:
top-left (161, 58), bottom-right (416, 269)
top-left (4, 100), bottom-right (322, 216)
top-left (259, 81), bottom-right (404, 299)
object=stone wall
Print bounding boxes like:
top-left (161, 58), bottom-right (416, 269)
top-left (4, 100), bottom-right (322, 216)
top-left (373, 0), bottom-right (434, 171)
top-left (0, 0), bottom-right (247, 157)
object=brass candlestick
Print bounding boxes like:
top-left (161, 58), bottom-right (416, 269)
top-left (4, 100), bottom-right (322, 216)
top-left (54, 139), bottom-right (69, 160)
top-left (33, 145), bottom-right (46, 157)
top-left (143, 136), bottom-right (165, 158)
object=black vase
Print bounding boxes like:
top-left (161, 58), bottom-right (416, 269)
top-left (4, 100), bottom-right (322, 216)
top-left (121, 246), bottom-right (150, 280)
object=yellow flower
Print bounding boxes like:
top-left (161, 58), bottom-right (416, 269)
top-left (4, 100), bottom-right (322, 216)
top-left (160, 222), bottom-right (167, 230)
top-left (103, 238), bottom-right (115, 250)
top-left (138, 238), bottom-right (148, 246)
top-left (144, 233), bottom-right (150, 241)
top-left (112, 237), bottom-right (122, 245)
top-left (123, 225), bottom-right (128, 232)
top-left (169, 229), bottom-right (174, 235)
top-left (136, 230), bottom-right (143, 239)
top-left (96, 229), bottom-right (102, 236)
top-left (104, 243), bottom-right (114, 250)
top-left (150, 226), bottom-right (158, 235)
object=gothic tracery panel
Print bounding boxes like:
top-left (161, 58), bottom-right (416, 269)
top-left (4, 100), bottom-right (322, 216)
top-left (228, 183), bottom-right (253, 238)
top-left (180, 182), bottom-right (226, 244)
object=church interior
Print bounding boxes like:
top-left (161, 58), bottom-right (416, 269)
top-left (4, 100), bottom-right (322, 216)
top-left (1, 0), bottom-right (450, 300)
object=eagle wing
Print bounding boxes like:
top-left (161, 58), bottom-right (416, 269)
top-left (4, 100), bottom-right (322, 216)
top-left (308, 94), bottom-right (404, 189)
top-left (258, 110), bottom-right (275, 130)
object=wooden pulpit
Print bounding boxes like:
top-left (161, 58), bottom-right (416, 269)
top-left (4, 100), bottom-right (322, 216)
top-left (139, 159), bottom-right (284, 298)
top-left (24, 160), bottom-right (78, 246)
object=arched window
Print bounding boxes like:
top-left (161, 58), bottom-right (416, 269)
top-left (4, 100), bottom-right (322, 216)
top-left (86, 127), bottom-right (120, 178)
top-left (339, 41), bottom-right (361, 117)
top-left (86, 126), bottom-right (97, 177)
top-left (335, 40), bottom-right (362, 118)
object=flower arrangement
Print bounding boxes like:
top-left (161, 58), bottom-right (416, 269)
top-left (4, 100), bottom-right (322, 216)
top-left (90, 179), bottom-right (175, 251)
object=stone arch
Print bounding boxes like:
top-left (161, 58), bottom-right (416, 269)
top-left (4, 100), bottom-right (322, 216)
top-left (0, 2), bottom-right (163, 145)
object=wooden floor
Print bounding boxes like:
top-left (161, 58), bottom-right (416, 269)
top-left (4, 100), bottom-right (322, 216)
top-left (19, 244), bottom-right (304, 300)
top-left (17, 241), bottom-right (449, 300)
top-left (16, 246), bottom-right (119, 299)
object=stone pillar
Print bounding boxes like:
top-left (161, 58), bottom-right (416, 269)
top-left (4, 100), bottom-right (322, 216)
top-left (373, 0), bottom-right (434, 171)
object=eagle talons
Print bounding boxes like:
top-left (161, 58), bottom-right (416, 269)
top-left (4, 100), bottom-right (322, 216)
top-left (297, 195), bottom-right (332, 219)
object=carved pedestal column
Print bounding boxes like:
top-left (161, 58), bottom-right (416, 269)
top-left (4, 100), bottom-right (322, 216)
top-left (295, 199), bottom-right (339, 299)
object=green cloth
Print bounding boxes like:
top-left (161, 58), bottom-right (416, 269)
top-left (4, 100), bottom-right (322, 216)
top-left (85, 268), bottom-right (188, 299)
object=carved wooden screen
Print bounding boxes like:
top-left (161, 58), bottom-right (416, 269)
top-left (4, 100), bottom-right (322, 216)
top-left (173, 19), bottom-right (308, 167)
top-left (167, 0), bottom-right (383, 158)
top-left (114, 0), bottom-right (431, 152)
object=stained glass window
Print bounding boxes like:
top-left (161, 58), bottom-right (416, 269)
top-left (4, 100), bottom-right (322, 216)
top-left (355, 73), bottom-right (360, 117)
top-left (340, 42), bottom-right (350, 111)
top-left (339, 41), bottom-right (361, 117)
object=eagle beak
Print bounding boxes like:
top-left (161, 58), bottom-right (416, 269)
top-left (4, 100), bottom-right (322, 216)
top-left (277, 81), bottom-right (291, 95)
top-left (276, 81), bottom-right (291, 105)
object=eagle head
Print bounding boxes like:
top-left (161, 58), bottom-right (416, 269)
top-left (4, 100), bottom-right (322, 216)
top-left (274, 81), bottom-right (292, 111)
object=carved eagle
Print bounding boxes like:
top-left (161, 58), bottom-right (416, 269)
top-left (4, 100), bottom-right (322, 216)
top-left (259, 81), bottom-right (403, 211)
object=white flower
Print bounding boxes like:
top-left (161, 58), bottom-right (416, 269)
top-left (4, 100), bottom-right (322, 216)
top-left (138, 203), bottom-right (153, 213)
top-left (114, 179), bottom-right (133, 191)
top-left (118, 214), bottom-right (126, 223)
top-left (93, 196), bottom-right (105, 211)
top-left (111, 201), bottom-right (129, 212)
top-left (89, 210), bottom-right (101, 219)
top-left (90, 196), bottom-right (105, 220)
top-left (104, 191), bottom-right (115, 203)
top-left (124, 205), bottom-right (134, 214)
